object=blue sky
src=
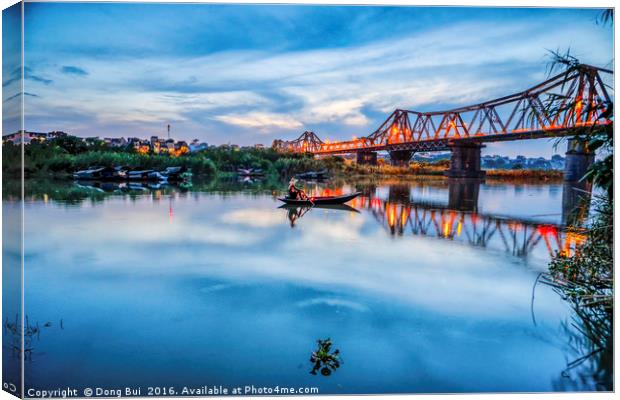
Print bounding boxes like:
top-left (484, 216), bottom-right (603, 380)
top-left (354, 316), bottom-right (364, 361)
top-left (4, 3), bottom-right (614, 156)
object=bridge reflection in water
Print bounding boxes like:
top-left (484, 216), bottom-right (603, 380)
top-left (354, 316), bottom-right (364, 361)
top-left (287, 179), bottom-right (591, 261)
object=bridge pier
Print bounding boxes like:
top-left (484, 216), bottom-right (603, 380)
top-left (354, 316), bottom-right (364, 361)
top-left (445, 142), bottom-right (486, 179)
top-left (357, 151), bottom-right (377, 165)
top-left (388, 150), bottom-right (413, 167)
top-left (564, 138), bottom-right (594, 182)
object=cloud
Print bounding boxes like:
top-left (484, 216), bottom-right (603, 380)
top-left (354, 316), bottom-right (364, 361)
top-left (61, 65), bottom-right (89, 76)
top-left (296, 297), bottom-right (370, 312)
top-left (215, 112), bottom-right (303, 130)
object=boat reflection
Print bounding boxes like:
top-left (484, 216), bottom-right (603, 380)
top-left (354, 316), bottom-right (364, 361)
top-left (75, 180), bottom-right (192, 192)
top-left (279, 204), bottom-right (359, 227)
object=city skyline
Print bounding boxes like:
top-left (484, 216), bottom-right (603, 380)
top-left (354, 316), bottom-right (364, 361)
top-left (3, 3), bottom-right (614, 157)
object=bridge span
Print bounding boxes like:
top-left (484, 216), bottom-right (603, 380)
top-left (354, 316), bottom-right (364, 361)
top-left (273, 65), bottom-right (613, 180)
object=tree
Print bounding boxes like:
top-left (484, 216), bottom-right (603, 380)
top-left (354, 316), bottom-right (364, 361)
top-left (540, 49), bottom-right (613, 198)
top-left (50, 135), bottom-right (88, 155)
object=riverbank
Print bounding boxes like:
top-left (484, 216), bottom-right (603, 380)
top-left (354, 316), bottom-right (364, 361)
top-left (2, 141), bottom-right (334, 178)
top-left (3, 142), bottom-right (563, 182)
top-left (336, 159), bottom-right (563, 181)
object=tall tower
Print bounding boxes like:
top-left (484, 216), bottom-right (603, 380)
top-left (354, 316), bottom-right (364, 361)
top-left (167, 124), bottom-right (171, 140)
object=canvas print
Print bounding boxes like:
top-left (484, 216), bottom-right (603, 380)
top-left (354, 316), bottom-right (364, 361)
top-left (2, 1), bottom-right (614, 397)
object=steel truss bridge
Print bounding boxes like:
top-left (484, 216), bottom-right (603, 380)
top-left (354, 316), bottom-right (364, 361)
top-left (273, 65), bottom-right (613, 155)
top-left (348, 195), bottom-right (586, 260)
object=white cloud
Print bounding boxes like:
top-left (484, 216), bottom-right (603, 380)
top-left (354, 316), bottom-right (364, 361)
top-left (296, 297), bottom-right (370, 312)
top-left (214, 112), bottom-right (303, 130)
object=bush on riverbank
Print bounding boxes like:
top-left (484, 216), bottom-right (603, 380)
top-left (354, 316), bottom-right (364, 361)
top-left (542, 198), bottom-right (613, 389)
top-left (3, 140), bottom-right (564, 181)
top-left (3, 142), bottom-right (218, 176)
top-left (339, 160), bottom-right (446, 177)
top-left (335, 159), bottom-right (563, 180)
top-left (46, 151), bottom-right (218, 176)
top-left (3, 141), bottom-right (348, 178)
top-left (485, 168), bottom-right (563, 181)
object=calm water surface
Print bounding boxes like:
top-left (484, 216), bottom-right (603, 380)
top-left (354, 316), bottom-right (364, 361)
top-left (4, 178), bottom-right (597, 393)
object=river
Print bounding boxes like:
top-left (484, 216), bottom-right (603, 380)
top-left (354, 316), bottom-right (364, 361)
top-left (2, 176), bottom-right (603, 394)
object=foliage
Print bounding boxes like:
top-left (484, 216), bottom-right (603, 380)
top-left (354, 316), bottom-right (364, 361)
top-left (310, 338), bottom-right (341, 376)
top-left (3, 138), bottom-right (350, 179)
top-left (542, 16), bottom-right (613, 388)
top-left (543, 198), bottom-right (613, 390)
top-left (538, 50), bottom-right (614, 198)
top-left (485, 168), bottom-right (562, 181)
top-left (596, 9), bottom-right (613, 26)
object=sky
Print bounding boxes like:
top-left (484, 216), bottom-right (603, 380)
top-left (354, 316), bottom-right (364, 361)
top-left (3, 2), bottom-right (614, 157)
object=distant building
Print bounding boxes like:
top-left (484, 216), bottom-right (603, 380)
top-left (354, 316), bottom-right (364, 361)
top-left (104, 137), bottom-right (127, 147)
top-left (48, 131), bottom-right (68, 140)
top-left (136, 140), bottom-right (151, 154)
top-left (189, 139), bottom-right (208, 152)
top-left (2, 130), bottom-right (68, 144)
top-left (84, 137), bottom-right (103, 146)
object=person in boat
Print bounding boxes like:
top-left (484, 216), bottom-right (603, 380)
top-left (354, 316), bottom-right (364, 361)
top-left (288, 178), bottom-right (307, 200)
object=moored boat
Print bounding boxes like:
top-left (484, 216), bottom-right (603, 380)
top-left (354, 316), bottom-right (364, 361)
top-left (162, 166), bottom-right (192, 181)
top-left (295, 169), bottom-right (328, 180)
top-left (74, 165), bottom-right (192, 182)
top-left (126, 170), bottom-right (167, 181)
top-left (237, 167), bottom-right (264, 177)
top-left (73, 166), bottom-right (122, 180)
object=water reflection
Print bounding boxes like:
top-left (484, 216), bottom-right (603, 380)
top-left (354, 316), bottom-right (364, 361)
top-left (3, 315), bottom-right (62, 361)
top-left (277, 180), bottom-right (590, 261)
top-left (2, 177), bottom-right (602, 393)
top-left (280, 204), bottom-right (359, 227)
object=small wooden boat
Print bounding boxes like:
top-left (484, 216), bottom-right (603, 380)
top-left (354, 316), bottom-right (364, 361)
top-left (278, 204), bottom-right (360, 213)
top-left (278, 192), bottom-right (361, 206)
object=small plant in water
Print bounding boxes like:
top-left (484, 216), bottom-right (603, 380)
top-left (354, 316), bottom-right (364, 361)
top-left (3, 315), bottom-right (59, 360)
top-left (310, 338), bottom-right (341, 376)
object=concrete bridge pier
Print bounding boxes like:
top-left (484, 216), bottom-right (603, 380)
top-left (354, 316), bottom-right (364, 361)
top-left (357, 151), bottom-right (378, 165)
top-left (445, 142), bottom-right (486, 179)
top-left (448, 178), bottom-right (480, 212)
top-left (388, 150), bottom-right (413, 167)
top-left (564, 138), bottom-right (594, 182)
